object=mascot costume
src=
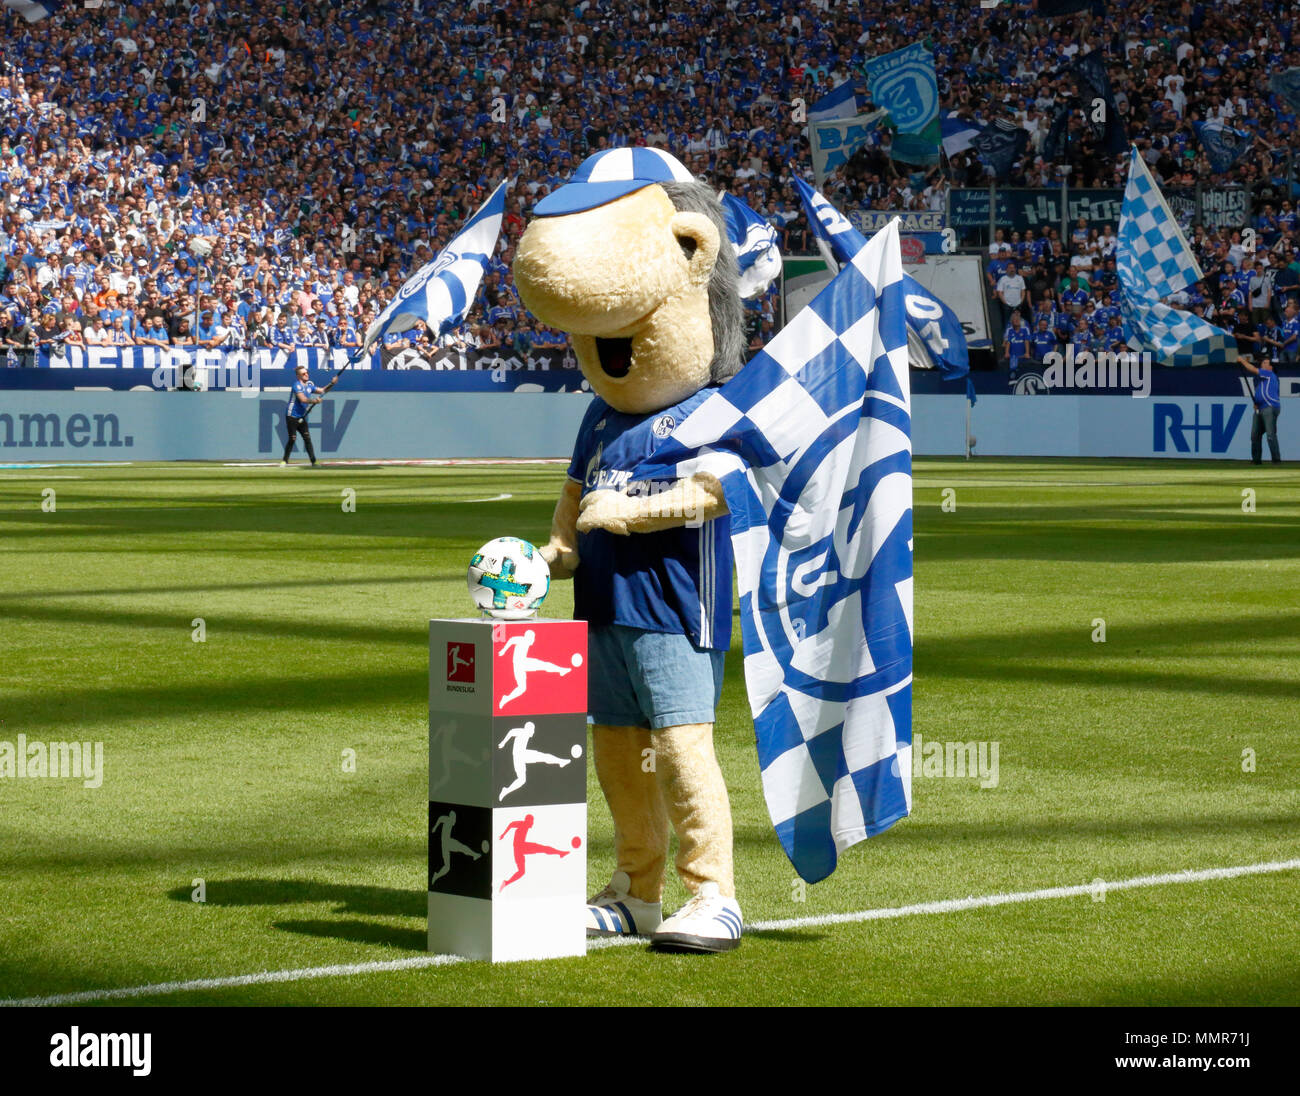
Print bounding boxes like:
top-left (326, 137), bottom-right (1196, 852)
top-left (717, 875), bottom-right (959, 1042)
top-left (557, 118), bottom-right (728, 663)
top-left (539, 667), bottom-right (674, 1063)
top-left (513, 148), bottom-right (747, 953)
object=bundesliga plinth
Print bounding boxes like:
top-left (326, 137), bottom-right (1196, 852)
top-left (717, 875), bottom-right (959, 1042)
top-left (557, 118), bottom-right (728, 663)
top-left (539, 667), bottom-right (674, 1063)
top-left (428, 617), bottom-right (588, 962)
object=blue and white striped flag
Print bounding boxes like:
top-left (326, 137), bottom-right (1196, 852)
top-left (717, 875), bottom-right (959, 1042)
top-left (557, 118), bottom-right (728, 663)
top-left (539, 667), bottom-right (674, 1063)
top-left (633, 220), bottom-right (913, 883)
top-left (720, 192), bottom-right (782, 299)
top-left (807, 80), bottom-right (860, 124)
top-left (940, 111), bottom-right (983, 158)
top-left (3, 0), bottom-right (60, 21)
top-left (1117, 148), bottom-right (1236, 366)
top-left (361, 181), bottom-right (507, 355)
top-left (794, 177), bottom-right (969, 379)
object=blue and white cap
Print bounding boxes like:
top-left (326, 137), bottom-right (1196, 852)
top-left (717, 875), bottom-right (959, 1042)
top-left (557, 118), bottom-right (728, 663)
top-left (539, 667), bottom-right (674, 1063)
top-left (533, 147), bottom-right (694, 216)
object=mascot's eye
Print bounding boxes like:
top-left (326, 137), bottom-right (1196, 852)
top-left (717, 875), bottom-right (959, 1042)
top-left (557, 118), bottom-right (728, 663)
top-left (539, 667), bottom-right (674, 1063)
top-left (675, 233), bottom-right (697, 261)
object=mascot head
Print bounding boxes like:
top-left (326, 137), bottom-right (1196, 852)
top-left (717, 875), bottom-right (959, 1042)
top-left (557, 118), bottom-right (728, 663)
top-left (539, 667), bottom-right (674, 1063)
top-left (513, 148), bottom-right (745, 415)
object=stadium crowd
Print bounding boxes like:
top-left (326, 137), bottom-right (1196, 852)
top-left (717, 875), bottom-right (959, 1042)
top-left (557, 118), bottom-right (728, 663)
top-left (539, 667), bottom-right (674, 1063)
top-left (988, 217), bottom-right (1300, 375)
top-left (0, 0), bottom-right (1298, 369)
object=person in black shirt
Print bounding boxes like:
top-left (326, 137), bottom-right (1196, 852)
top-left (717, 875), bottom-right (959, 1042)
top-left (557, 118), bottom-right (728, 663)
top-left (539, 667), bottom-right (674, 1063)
top-left (1229, 305), bottom-right (1261, 358)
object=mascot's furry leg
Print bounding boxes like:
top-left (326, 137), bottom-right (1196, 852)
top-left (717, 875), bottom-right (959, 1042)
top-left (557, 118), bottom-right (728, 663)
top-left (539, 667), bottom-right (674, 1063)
top-left (650, 722), bottom-right (734, 898)
top-left (591, 724), bottom-right (668, 901)
top-left (592, 722), bottom-right (734, 902)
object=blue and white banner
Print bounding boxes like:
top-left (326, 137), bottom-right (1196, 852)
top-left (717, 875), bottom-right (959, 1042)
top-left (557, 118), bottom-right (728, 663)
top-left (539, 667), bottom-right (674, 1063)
top-left (720, 192), bottom-right (782, 299)
top-left (1194, 120), bottom-right (1254, 175)
top-left (633, 220), bottom-right (913, 883)
top-left (809, 109), bottom-right (888, 184)
top-left (362, 180), bottom-right (507, 355)
top-left (807, 80), bottom-right (860, 124)
top-left (795, 177), bottom-right (969, 378)
top-left (1118, 148), bottom-right (1236, 366)
top-left (864, 42), bottom-right (938, 136)
top-left (2, 0), bottom-right (59, 22)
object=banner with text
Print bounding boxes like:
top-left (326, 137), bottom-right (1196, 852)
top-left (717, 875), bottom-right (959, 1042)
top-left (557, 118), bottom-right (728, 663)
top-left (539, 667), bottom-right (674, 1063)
top-left (847, 208), bottom-right (948, 255)
top-left (950, 186), bottom-right (1250, 235)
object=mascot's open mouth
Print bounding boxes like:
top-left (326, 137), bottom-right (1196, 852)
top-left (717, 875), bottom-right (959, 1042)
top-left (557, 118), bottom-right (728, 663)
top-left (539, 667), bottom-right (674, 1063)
top-left (595, 336), bottom-right (633, 378)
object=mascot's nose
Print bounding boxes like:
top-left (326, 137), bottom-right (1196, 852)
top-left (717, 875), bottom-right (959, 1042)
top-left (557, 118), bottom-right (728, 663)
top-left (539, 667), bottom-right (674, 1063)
top-left (513, 188), bottom-right (686, 336)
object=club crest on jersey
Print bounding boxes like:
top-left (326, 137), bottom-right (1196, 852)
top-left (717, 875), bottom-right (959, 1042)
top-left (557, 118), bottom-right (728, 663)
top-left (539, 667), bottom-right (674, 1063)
top-left (652, 414), bottom-right (676, 438)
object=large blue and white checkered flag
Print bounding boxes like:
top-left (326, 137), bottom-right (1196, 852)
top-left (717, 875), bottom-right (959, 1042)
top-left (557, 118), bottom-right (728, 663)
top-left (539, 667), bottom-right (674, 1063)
top-left (1119, 292), bottom-right (1237, 368)
top-left (362, 181), bottom-right (507, 356)
top-left (1117, 148), bottom-right (1235, 365)
top-left (1118, 148), bottom-right (1202, 297)
top-left (633, 220), bottom-right (913, 883)
top-left (720, 192), bottom-right (782, 299)
top-left (794, 177), bottom-right (968, 379)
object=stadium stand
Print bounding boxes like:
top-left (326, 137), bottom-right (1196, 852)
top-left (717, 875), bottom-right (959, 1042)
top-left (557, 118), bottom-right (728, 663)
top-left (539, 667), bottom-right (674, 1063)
top-left (1, 0), bottom-right (1298, 370)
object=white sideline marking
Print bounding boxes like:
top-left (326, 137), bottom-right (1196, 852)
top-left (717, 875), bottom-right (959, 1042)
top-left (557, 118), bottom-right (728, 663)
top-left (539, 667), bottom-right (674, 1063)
top-left (4, 858), bottom-right (1296, 1007)
top-left (454, 493), bottom-right (513, 503)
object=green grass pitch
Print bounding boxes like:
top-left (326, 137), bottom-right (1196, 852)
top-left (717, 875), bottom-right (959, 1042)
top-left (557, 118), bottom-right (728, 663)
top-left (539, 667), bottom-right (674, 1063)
top-left (0, 457), bottom-right (1297, 1006)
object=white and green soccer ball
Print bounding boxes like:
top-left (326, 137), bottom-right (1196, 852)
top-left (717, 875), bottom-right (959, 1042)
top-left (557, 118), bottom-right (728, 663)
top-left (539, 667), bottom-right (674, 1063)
top-left (467, 536), bottom-right (550, 620)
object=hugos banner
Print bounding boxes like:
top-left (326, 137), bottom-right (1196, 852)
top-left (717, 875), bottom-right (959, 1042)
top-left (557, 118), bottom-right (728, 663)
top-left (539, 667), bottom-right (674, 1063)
top-left (950, 186), bottom-right (1248, 234)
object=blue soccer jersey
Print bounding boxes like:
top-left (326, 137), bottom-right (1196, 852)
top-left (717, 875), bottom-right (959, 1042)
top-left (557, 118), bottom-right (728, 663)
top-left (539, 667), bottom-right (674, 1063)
top-left (1282, 317), bottom-right (1300, 355)
top-left (1254, 367), bottom-right (1282, 408)
top-left (1003, 324), bottom-right (1031, 366)
top-left (566, 391), bottom-right (732, 650)
top-left (287, 379), bottom-right (318, 418)
top-left (1031, 329), bottom-right (1058, 359)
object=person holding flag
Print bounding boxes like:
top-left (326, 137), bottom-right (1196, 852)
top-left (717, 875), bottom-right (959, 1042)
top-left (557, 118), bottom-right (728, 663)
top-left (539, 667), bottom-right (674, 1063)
top-left (1240, 356), bottom-right (1283, 464)
top-left (280, 363), bottom-right (325, 467)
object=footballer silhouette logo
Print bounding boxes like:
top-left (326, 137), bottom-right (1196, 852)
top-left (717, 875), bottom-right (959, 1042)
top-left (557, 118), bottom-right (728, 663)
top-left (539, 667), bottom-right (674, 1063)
top-left (446, 642), bottom-right (476, 683)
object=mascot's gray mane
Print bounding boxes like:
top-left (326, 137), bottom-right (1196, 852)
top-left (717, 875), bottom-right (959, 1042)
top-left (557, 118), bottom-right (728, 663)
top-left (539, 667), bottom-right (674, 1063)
top-left (660, 180), bottom-right (746, 384)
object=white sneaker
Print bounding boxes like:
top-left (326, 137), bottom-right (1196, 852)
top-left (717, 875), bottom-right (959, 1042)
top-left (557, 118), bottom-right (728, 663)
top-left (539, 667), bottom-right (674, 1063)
top-left (650, 883), bottom-right (743, 953)
top-left (585, 870), bottom-right (662, 937)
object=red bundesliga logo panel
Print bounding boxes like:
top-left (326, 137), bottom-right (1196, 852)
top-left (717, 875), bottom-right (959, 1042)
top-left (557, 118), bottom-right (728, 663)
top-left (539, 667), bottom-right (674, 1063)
top-left (493, 621), bottom-right (587, 716)
top-left (446, 641), bottom-right (476, 683)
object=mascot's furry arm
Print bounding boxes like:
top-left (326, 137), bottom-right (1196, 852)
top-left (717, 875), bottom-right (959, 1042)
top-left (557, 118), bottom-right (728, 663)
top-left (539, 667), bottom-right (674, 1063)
top-left (540, 478), bottom-right (583, 578)
top-left (575, 473), bottom-right (727, 536)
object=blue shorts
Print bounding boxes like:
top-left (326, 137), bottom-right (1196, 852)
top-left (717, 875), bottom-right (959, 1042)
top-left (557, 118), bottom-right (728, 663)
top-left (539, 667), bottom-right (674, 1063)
top-left (588, 624), bottom-right (726, 730)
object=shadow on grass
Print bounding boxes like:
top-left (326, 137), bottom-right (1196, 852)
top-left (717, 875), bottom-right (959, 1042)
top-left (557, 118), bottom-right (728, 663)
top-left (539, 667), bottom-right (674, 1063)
top-left (747, 927), bottom-right (829, 944)
top-left (166, 877), bottom-right (424, 918)
top-left (273, 919), bottom-right (427, 952)
top-left (0, 494), bottom-right (553, 545)
top-left (10, 603), bottom-right (1295, 733)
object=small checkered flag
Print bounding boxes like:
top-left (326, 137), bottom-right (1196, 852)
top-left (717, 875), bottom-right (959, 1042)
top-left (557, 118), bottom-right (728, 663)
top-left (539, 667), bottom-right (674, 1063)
top-left (634, 220), bottom-right (913, 883)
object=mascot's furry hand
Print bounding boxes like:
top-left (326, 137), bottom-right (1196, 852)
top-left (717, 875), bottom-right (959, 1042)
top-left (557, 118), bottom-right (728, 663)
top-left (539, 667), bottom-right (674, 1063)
top-left (540, 478), bottom-right (582, 579)
top-left (576, 473), bottom-right (728, 536)
top-left (576, 489), bottom-right (631, 536)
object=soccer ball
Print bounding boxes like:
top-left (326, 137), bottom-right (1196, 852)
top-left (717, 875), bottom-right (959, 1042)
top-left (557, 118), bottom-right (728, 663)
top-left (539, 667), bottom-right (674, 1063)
top-left (467, 537), bottom-right (550, 620)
